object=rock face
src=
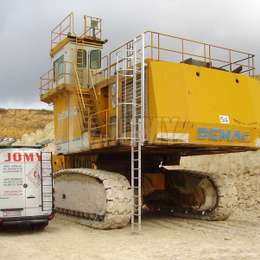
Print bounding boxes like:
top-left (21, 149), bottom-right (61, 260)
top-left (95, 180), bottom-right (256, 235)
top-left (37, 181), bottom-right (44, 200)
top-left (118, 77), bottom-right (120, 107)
top-left (180, 152), bottom-right (260, 210)
top-left (0, 108), bottom-right (52, 139)
top-left (15, 122), bottom-right (55, 152)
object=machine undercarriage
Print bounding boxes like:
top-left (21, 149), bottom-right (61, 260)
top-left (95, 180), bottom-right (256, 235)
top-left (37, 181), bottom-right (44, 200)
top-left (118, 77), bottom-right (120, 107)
top-left (54, 152), bottom-right (238, 229)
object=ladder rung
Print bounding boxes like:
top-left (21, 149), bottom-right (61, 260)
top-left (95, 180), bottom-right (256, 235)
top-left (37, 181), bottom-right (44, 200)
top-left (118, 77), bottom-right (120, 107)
top-left (131, 223), bottom-right (141, 226)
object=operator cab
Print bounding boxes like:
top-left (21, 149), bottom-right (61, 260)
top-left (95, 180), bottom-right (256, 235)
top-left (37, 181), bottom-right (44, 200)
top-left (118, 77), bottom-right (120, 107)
top-left (50, 14), bottom-right (105, 88)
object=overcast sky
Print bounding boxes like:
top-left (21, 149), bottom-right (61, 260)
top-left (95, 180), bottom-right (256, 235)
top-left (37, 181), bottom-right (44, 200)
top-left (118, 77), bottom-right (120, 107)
top-left (1, 0), bottom-right (260, 109)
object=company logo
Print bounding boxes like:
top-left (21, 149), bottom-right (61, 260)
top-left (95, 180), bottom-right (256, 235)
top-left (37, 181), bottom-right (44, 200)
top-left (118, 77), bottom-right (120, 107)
top-left (4, 152), bottom-right (42, 162)
top-left (197, 127), bottom-right (249, 142)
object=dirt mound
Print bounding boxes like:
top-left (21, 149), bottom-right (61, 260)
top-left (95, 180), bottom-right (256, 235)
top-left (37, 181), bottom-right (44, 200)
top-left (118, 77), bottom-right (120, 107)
top-left (0, 108), bottom-right (52, 139)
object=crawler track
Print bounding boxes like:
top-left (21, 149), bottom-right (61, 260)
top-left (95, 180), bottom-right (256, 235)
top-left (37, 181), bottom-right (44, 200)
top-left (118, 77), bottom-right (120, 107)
top-left (54, 169), bottom-right (132, 229)
top-left (145, 169), bottom-right (238, 221)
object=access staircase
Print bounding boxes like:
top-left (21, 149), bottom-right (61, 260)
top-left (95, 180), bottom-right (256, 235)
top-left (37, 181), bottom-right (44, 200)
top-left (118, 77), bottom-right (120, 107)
top-left (73, 48), bottom-right (102, 142)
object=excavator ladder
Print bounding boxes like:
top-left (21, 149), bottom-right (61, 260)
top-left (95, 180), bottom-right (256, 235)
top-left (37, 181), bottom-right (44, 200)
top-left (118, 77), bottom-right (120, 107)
top-left (116, 34), bottom-right (145, 233)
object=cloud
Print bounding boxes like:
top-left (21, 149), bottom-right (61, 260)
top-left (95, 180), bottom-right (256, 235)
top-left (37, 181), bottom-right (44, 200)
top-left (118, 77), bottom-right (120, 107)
top-left (0, 0), bottom-right (260, 109)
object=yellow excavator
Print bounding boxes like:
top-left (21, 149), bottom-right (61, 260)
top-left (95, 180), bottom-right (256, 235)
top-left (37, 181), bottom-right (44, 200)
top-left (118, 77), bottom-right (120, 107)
top-left (40, 13), bottom-right (260, 231)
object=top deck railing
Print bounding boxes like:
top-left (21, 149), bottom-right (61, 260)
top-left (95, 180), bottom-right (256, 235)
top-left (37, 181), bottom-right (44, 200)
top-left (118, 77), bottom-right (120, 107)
top-left (51, 13), bottom-right (75, 49)
top-left (51, 13), bottom-right (102, 49)
top-left (93, 31), bottom-right (255, 84)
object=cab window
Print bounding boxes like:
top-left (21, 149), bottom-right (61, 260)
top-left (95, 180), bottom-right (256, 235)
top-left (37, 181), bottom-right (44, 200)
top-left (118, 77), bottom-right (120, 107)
top-left (53, 55), bottom-right (64, 81)
top-left (77, 49), bottom-right (87, 68)
top-left (90, 49), bottom-right (101, 69)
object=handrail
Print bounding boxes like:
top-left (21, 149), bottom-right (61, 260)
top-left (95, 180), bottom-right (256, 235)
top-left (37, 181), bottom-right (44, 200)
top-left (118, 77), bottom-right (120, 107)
top-left (73, 64), bottom-right (86, 111)
top-left (89, 109), bottom-right (109, 144)
top-left (51, 12), bottom-right (75, 48)
top-left (146, 45), bottom-right (255, 70)
top-left (89, 70), bottom-right (98, 100)
top-left (40, 61), bottom-right (74, 95)
top-left (91, 31), bottom-right (255, 85)
top-left (145, 30), bottom-right (255, 56)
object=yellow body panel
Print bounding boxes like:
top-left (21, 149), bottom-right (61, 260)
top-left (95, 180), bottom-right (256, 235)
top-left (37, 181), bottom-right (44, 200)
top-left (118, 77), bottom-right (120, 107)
top-left (53, 89), bottom-right (83, 154)
top-left (146, 60), bottom-right (260, 147)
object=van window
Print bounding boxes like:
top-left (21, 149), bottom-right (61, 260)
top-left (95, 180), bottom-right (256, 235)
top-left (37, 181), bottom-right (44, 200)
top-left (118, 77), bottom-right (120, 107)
top-left (53, 55), bottom-right (64, 81)
top-left (77, 49), bottom-right (87, 68)
top-left (90, 49), bottom-right (101, 69)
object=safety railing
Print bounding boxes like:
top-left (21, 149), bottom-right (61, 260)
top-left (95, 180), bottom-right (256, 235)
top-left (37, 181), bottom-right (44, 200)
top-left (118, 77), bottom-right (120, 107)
top-left (92, 31), bottom-right (255, 84)
top-left (83, 15), bottom-right (102, 40)
top-left (145, 31), bottom-right (255, 76)
top-left (51, 13), bottom-right (75, 49)
top-left (73, 63), bottom-right (89, 131)
top-left (89, 109), bottom-right (114, 145)
top-left (40, 61), bottom-right (74, 95)
top-left (40, 68), bottom-right (54, 95)
top-left (51, 13), bottom-right (102, 49)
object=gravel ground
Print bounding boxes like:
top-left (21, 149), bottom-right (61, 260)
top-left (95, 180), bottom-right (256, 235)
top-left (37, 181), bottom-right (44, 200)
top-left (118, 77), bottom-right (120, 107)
top-left (0, 209), bottom-right (260, 260)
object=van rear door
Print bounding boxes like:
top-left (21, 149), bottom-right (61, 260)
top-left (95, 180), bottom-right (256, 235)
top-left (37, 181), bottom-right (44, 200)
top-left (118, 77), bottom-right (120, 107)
top-left (24, 148), bottom-right (42, 216)
top-left (0, 149), bottom-right (26, 218)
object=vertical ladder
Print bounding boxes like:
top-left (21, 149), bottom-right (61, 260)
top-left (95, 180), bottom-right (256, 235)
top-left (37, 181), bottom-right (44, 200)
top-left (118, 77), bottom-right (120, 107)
top-left (131, 35), bottom-right (145, 233)
top-left (115, 34), bottom-right (145, 233)
top-left (131, 118), bottom-right (142, 233)
top-left (40, 152), bottom-right (54, 214)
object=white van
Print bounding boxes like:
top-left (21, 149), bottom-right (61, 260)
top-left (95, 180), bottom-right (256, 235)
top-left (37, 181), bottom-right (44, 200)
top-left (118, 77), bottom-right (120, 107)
top-left (0, 146), bottom-right (54, 229)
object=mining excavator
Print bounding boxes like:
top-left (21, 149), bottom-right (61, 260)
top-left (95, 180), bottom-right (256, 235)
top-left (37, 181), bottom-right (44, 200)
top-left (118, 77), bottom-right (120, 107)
top-left (40, 13), bottom-right (260, 231)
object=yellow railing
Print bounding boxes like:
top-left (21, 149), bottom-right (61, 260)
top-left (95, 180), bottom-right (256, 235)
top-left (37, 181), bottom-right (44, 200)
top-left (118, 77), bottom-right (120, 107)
top-left (51, 12), bottom-right (74, 49)
top-left (73, 64), bottom-right (89, 131)
top-left (40, 61), bottom-right (74, 95)
top-left (51, 13), bottom-right (102, 49)
top-left (88, 109), bottom-right (112, 144)
top-left (40, 61), bottom-right (92, 132)
top-left (40, 68), bottom-right (54, 95)
top-left (92, 31), bottom-right (255, 84)
top-left (73, 64), bottom-right (86, 111)
top-left (146, 31), bottom-right (255, 75)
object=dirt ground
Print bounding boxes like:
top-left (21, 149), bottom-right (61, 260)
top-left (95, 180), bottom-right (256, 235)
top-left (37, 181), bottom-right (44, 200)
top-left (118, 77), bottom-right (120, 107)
top-left (0, 209), bottom-right (259, 260)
